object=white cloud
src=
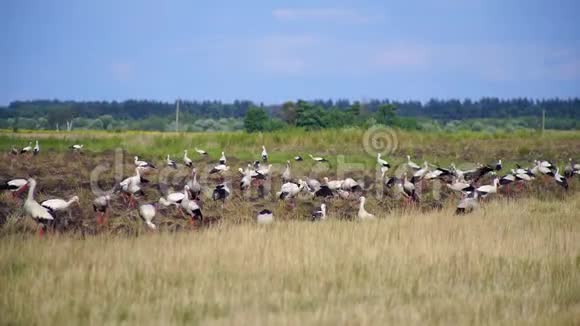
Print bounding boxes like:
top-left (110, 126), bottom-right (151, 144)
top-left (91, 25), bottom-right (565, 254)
top-left (272, 8), bottom-right (372, 24)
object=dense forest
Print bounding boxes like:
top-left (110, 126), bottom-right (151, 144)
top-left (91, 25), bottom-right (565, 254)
top-left (0, 98), bottom-right (578, 132)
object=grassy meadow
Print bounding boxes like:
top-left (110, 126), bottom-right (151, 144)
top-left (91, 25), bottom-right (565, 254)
top-left (1, 195), bottom-right (580, 325)
top-left (1, 128), bottom-right (580, 325)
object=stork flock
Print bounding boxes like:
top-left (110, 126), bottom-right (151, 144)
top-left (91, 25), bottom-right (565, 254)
top-left (2, 140), bottom-right (579, 237)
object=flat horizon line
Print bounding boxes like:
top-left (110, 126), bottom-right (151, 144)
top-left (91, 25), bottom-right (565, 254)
top-left (3, 96), bottom-right (580, 107)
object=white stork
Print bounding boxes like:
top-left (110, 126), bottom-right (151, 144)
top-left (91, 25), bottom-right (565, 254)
top-left (341, 178), bottom-right (362, 193)
top-left (40, 196), bottom-right (79, 219)
top-left (446, 178), bottom-right (474, 194)
top-left (166, 154), bottom-right (177, 169)
top-left (531, 160), bottom-right (552, 177)
top-left (411, 161), bottom-right (430, 183)
top-left (305, 177), bottom-right (321, 192)
top-left (158, 191), bottom-right (185, 208)
top-left (93, 195), bottom-right (111, 225)
top-left (256, 164), bottom-right (272, 177)
top-left (282, 161), bottom-right (292, 183)
top-left (119, 167), bottom-right (145, 207)
top-left (195, 147), bottom-right (208, 156)
top-left (311, 203), bottom-right (327, 221)
top-left (183, 150), bottom-right (193, 168)
top-left (261, 146), bottom-right (268, 162)
top-left (309, 154), bottom-right (328, 163)
top-left (219, 151), bottom-right (227, 164)
top-left (406, 155), bottom-right (421, 170)
top-left (476, 178), bottom-right (499, 198)
top-left (294, 155), bottom-right (303, 161)
top-left (209, 163), bottom-right (230, 176)
top-left (451, 163), bottom-right (465, 180)
top-left (23, 178), bottom-right (54, 237)
top-left (277, 180), bottom-right (304, 200)
top-left (134, 156), bottom-right (156, 169)
top-left (358, 196), bottom-right (375, 220)
top-left (186, 168), bottom-right (202, 199)
top-left (377, 153), bottom-right (390, 177)
top-left (240, 164), bottom-right (253, 191)
top-left (20, 142), bottom-right (33, 154)
top-left (554, 168), bottom-right (568, 191)
top-left (33, 140), bottom-right (40, 155)
top-left (455, 191), bottom-right (479, 215)
top-left (257, 209), bottom-right (274, 224)
top-left (512, 168), bottom-right (534, 182)
top-left (212, 183), bottom-right (231, 203)
top-left (323, 177), bottom-right (343, 191)
top-left (70, 144), bottom-right (84, 151)
top-left (138, 203), bottom-right (157, 230)
top-left (181, 185), bottom-right (203, 223)
top-left (402, 174), bottom-right (419, 203)
top-left (1, 178), bottom-right (28, 199)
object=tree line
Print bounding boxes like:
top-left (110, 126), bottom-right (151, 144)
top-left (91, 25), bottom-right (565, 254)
top-left (0, 98), bottom-right (578, 132)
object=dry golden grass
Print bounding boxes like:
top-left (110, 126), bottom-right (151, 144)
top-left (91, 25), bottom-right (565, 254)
top-left (1, 194), bottom-right (580, 325)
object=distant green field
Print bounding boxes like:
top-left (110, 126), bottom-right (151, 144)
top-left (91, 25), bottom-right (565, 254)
top-left (1, 128), bottom-right (579, 168)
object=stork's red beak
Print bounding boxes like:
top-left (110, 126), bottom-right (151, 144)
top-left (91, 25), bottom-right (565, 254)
top-left (14, 184), bottom-right (29, 197)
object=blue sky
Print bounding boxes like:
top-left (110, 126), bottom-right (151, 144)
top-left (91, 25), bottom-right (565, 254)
top-left (1, 0), bottom-right (579, 105)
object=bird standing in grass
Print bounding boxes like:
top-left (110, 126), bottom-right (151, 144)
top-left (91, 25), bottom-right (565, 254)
top-left (209, 163), bottom-right (230, 176)
top-left (554, 168), bottom-right (568, 191)
top-left (311, 203), bottom-right (327, 221)
top-left (455, 191), bottom-right (479, 215)
top-left (195, 147), bottom-right (208, 156)
top-left (1, 178), bottom-right (28, 200)
top-left (212, 183), bottom-right (231, 204)
top-left (23, 178), bottom-right (54, 238)
top-left (186, 168), bottom-right (202, 200)
top-left (564, 158), bottom-right (580, 178)
top-left (261, 146), bottom-right (268, 162)
top-left (33, 140), bottom-right (40, 155)
top-left (181, 185), bottom-right (203, 223)
top-left (257, 209), bottom-right (273, 224)
top-left (93, 195), bottom-right (111, 225)
top-left (240, 164), bottom-right (253, 192)
top-left (357, 196), bottom-right (375, 220)
top-left (70, 144), bottom-right (84, 152)
top-left (183, 150), bottom-right (193, 168)
top-left (166, 154), bottom-right (177, 169)
top-left (158, 191), bottom-right (185, 208)
top-left (138, 203), bottom-right (157, 230)
top-left (119, 167), bottom-right (146, 208)
top-left (277, 181), bottom-right (303, 200)
top-left (406, 155), bottom-right (421, 171)
top-left (476, 178), bottom-right (499, 198)
top-left (377, 153), bottom-right (390, 177)
top-left (21, 142), bottom-right (33, 154)
top-left (282, 161), bottom-right (292, 183)
top-left (134, 156), bottom-right (155, 169)
top-left (309, 154), bottom-right (327, 163)
top-left (41, 196), bottom-right (80, 222)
